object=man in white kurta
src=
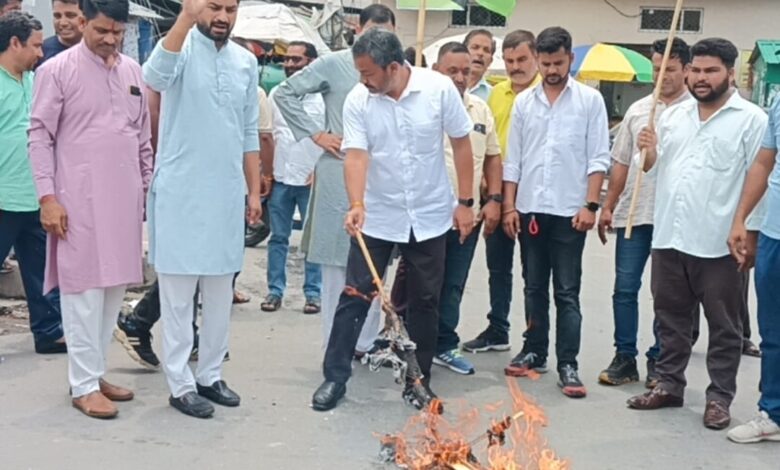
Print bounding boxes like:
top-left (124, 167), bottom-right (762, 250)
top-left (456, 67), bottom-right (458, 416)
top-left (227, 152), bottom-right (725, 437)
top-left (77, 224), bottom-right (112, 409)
top-left (142, 0), bottom-right (261, 419)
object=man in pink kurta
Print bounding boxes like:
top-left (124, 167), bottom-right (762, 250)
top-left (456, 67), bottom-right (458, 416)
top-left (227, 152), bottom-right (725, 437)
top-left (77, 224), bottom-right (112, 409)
top-left (28, 0), bottom-right (153, 419)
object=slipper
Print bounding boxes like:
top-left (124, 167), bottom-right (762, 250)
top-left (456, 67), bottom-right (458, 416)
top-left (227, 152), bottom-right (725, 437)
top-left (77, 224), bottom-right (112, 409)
top-left (303, 297), bottom-right (321, 314)
top-left (232, 290), bottom-right (251, 304)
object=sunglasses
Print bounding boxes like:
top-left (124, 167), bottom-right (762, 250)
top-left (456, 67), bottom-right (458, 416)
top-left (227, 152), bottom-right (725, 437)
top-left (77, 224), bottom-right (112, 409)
top-left (283, 56), bottom-right (306, 64)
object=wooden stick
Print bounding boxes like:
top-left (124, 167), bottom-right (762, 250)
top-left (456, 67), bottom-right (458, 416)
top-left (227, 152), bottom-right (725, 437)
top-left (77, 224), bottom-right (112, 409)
top-left (355, 231), bottom-right (387, 300)
top-left (624, 0), bottom-right (685, 239)
top-left (414, 0), bottom-right (427, 66)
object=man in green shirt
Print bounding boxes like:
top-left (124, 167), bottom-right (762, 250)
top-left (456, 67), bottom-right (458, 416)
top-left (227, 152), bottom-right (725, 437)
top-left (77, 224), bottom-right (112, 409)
top-left (0, 11), bottom-right (65, 354)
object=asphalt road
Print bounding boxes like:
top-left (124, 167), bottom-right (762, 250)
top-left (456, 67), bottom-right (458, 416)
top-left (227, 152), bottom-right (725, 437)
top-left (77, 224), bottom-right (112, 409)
top-left (1, 232), bottom-right (778, 470)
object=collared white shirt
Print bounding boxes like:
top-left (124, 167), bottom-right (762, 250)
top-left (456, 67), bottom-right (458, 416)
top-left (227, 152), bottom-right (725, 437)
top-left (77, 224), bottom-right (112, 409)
top-left (341, 66), bottom-right (473, 243)
top-left (610, 91), bottom-right (692, 227)
top-left (504, 78), bottom-right (611, 217)
top-left (469, 77), bottom-right (492, 102)
top-left (444, 93), bottom-right (501, 218)
top-left (652, 91), bottom-right (768, 258)
top-left (269, 87), bottom-right (325, 186)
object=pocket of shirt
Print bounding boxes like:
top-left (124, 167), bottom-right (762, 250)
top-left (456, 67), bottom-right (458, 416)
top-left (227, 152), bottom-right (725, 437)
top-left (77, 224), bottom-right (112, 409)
top-left (563, 114), bottom-right (587, 148)
top-left (705, 137), bottom-right (739, 171)
top-left (414, 120), bottom-right (441, 155)
top-left (125, 94), bottom-right (143, 128)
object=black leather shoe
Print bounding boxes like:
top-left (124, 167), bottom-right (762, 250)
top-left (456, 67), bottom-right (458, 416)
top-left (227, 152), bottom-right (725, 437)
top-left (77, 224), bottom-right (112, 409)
top-left (312, 381), bottom-right (346, 411)
top-left (196, 380), bottom-right (240, 407)
top-left (169, 392), bottom-right (214, 418)
top-left (35, 339), bottom-right (67, 354)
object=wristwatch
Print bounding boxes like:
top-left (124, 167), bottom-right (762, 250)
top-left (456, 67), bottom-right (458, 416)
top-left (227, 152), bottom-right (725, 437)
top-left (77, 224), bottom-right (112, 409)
top-left (486, 194), bottom-right (504, 204)
top-left (458, 198), bottom-right (475, 208)
top-left (584, 201), bottom-right (600, 213)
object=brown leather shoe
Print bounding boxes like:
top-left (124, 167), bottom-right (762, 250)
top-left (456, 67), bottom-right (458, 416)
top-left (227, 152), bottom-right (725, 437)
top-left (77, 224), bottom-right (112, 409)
top-left (627, 387), bottom-right (684, 410)
top-left (72, 391), bottom-right (118, 419)
top-left (703, 400), bottom-right (731, 430)
top-left (99, 379), bottom-right (134, 402)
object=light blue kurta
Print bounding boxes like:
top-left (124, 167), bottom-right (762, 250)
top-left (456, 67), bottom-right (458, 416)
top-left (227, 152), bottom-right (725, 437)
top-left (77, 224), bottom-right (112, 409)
top-left (142, 28), bottom-right (259, 275)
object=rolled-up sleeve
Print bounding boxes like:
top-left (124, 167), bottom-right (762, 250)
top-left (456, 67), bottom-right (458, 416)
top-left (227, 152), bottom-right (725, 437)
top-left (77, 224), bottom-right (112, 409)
top-left (242, 61), bottom-right (260, 153)
top-left (142, 41), bottom-right (185, 93)
top-left (610, 112), bottom-right (634, 166)
top-left (28, 64), bottom-right (63, 199)
top-left (257, 87), bottom-right (273, 134)
top-left (273, 55), bottom-right (331, 141)
top-left (340, 89), bottom-right (368, 152)
top-left (503, 97), bottom-right (524, 183)
top-left (586, 92), bottom-right (611, 174)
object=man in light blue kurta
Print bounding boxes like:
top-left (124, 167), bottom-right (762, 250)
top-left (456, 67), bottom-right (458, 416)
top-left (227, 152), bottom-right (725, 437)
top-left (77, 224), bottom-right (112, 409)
top-left (142, 0), bottom-right (261, 419)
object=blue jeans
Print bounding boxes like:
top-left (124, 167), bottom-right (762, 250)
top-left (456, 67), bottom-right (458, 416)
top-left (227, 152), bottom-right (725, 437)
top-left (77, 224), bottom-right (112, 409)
top-left (0, 210), bottom-right (63, 344)
top-left (267, 182), bottom-right (321, 298)
top-left (438, 226), bottom-right (481, 353)
top-left (613, 226), bottom-right (660, 360)
top-left (485, 225), bottom-right (515, 336)
top-left (519, 213), bottom-right (586, 370)
top-left (756, 233), bottom-right (780, 424)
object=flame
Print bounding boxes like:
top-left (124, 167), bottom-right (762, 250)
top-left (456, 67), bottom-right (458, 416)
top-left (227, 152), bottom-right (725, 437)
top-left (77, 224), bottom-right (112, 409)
top-left (378, 378), bottom-right (569, 470)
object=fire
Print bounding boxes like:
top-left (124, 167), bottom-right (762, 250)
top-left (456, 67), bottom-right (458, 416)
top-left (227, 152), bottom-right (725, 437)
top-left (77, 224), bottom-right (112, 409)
top-left (378, 378), bottom-right (569, 470)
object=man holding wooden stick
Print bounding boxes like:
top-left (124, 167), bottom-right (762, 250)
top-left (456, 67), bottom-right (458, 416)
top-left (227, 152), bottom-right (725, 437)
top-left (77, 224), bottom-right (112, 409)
top-left (311, 28), bottom-right (474, 412)
top-left (627, 38), bottom-right (768, 431)
top-left (596, 38), bottom-right (691, 389)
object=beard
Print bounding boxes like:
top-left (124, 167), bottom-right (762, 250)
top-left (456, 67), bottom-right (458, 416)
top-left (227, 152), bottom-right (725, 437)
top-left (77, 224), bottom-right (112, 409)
top-left (197, 20), bottom-right (232, 42)
top-left (690, 79), bottom-right (730, 103)
top-left (284, 66), bottom-right (303, 78)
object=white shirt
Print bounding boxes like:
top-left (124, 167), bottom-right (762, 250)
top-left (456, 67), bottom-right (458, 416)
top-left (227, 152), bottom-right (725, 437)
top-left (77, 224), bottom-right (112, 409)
top-left (504, 78), bottom-right (611, 217)
top-left (341, 66), bottom-right (473, 243)
top-left (269, 88), bottom-right (325, 186)
top-left (652, 91), bottom-right (768, 258)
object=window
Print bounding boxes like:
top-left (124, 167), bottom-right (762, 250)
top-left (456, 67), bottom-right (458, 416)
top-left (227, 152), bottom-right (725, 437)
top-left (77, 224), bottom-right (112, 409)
top-left (451, 3), bottom-right (506, 28)
top-left (640, 7), bottom-right (702, 33)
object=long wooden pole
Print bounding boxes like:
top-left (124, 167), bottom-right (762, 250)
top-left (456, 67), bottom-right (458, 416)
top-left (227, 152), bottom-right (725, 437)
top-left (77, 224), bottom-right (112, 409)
top-left (624, 0), bottom-right (685, 239)
top-left (414, 0), bottom-right (427, 66)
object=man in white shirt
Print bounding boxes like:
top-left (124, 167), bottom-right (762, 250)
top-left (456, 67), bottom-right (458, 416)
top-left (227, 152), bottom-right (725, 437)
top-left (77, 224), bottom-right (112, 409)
top-left (311, 29), bottom-right (475, 412)
top-left (262, 41), bottom-right (324, 314)
top-left (596, 38), bottom-right (691, 389)
top-left (502, 27), bottom-right (610, 399)
top-left (627, 38), bottom-right (768, 431)
top-left (463, 29), bottom-right (494, 101)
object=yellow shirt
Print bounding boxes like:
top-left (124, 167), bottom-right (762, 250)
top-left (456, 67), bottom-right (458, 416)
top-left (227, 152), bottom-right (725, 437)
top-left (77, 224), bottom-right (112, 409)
top-left (487, 75), bottom-right (541, 157)
top-left (444, 93), bottom-right (501, 218)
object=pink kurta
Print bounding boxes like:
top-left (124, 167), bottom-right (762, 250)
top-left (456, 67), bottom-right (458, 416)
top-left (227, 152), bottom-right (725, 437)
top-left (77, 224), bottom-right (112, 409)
top-left (28, 42), bottom-right (153, 295)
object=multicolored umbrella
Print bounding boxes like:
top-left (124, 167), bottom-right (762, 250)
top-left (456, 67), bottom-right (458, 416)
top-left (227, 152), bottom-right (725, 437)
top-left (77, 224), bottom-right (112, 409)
top-left (571, 43), bottom-right (653, 83)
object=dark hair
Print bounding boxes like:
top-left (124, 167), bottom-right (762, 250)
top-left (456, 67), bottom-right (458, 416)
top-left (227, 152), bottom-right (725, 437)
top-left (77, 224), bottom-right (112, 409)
top-left (464, 29), bottom-right (495, 54)
top-left (359, 4), bottom-right (395, 28)
top-left (503, 29), bottom-right (535, 52)
top-left (437, 41), bottom-right (469, 61)
top-left (288, 40), bottom-right (317, 60)
top-left (652, 37), bottom-right (690, 65)
top-left (536, 26), bottom-right (572, 54)
top-left (79, 0), bottom-right (128, 22)
top-left (0, 11), bottom-right (42, 53)
top-left (52, 0), bottom-right (79, 5)
top-left (404, 46), bottom-right (426, 67)
top-left (691, 38), bottom-right (739, 68)
top-left (352, 28), bottom-right (403, 69)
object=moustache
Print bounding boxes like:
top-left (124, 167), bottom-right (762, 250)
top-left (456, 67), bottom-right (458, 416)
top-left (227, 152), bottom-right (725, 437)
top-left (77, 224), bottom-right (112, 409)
top-left (211, 22), bottom-right (230, 30)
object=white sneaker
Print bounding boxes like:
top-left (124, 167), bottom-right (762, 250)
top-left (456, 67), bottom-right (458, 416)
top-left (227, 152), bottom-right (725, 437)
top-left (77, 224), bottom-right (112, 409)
top-left (727, 411), bottom-right (780, 444)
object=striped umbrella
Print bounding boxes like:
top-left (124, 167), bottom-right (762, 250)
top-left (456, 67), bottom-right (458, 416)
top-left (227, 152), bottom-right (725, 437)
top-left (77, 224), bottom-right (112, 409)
top-left (571, 43), bottom-right (653, 83)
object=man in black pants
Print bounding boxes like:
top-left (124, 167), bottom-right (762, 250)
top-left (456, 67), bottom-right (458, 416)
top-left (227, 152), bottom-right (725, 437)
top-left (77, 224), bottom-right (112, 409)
top-left (310, 29), bottom-right (474, 412)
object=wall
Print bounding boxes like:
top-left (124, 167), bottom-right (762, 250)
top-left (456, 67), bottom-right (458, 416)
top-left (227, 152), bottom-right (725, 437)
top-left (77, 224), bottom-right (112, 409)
top-left (385, 0), bottom-right (779, 54)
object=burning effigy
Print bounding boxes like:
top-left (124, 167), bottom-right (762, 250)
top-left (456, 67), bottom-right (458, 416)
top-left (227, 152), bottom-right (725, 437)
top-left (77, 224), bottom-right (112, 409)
top-left (377, 379), bottom-right (569, 470)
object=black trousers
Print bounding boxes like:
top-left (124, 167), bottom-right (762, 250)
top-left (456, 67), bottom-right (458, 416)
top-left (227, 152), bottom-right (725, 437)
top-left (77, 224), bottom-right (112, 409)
top-left (652, 249), bottom-right (744, 404)
top-left (323, 231), bottom-right (446, 386)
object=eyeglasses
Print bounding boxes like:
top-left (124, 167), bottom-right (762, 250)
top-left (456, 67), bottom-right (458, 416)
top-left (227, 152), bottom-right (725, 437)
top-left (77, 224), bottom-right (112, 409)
top-left (283, 56), bottom-right (305, 64)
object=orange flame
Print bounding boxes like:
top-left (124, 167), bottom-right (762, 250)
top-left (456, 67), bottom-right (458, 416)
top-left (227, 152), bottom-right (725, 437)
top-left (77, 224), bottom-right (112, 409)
top-left (378, 378), bottom-right (569, 469)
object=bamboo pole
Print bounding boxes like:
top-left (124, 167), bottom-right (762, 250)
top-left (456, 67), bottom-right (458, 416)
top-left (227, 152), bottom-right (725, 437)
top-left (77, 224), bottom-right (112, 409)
top-left (414, 0), bottom-right (427, 66)
top-left (624, 0), bottom-right (685, 239)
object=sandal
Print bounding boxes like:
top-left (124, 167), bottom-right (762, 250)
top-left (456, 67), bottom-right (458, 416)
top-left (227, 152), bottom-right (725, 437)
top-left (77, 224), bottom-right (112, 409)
top-left (260, 294), bottom-right (282, 312)
top-left (303, 297), bottom-right (321, 315)
top-left (232, 290), bottom-right (251, 304)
